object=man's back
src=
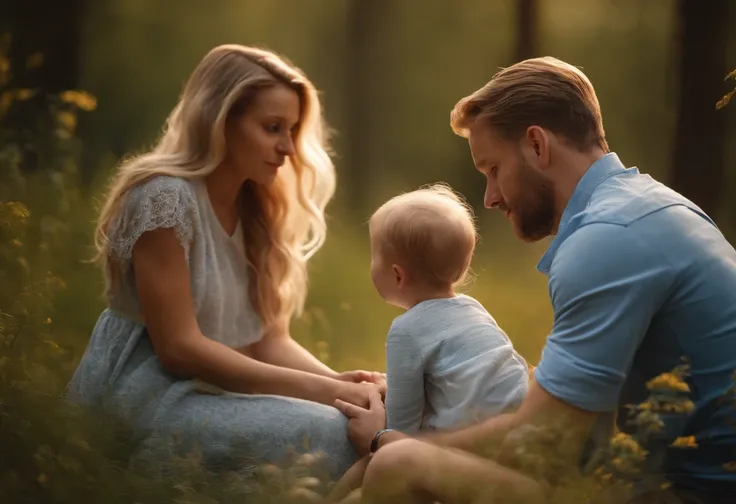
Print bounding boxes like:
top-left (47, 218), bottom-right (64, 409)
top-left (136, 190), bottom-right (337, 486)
top-left (599, 175), bottom-right (736, 491)
top-left (534, 154), bottom-right (736, 494)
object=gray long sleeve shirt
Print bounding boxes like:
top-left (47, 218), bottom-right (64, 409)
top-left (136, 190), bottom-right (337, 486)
top-left (385, 294), bottom-right (529, 433)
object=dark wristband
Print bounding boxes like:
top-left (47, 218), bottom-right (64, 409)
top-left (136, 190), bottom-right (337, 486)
top-left (370, 428), bottom-right (393, 453)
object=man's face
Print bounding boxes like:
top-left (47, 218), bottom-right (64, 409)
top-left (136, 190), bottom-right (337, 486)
top-left (467, 122), bottom-right (557, 242)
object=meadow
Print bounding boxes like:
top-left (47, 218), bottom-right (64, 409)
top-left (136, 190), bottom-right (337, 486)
top-left (1, 40), bottom-right (735, 503)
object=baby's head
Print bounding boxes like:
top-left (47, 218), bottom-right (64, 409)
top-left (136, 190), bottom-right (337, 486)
top-left (369, 183), bottom-right (478, 309)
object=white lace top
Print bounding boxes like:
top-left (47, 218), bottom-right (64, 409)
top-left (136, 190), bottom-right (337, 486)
top-left (105, 175), bottom-right (264, 348)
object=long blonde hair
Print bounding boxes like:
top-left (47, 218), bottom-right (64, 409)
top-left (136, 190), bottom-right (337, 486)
top-left (93, 44), bottom-right (336, 330)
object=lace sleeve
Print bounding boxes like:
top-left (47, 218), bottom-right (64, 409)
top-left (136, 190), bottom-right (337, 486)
top-left (107, 175), bottom-right (198, 263)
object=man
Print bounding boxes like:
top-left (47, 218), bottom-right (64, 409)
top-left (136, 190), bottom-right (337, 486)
top-left (334, 57), bottom-right (736, 503)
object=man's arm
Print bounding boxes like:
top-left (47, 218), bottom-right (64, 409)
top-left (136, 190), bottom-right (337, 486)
top-left (376, 380), bottom-right (595, 456)
top-left (377, 222), bottom-right (674, 456)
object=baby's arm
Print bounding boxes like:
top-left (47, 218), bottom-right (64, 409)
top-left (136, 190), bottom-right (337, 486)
top-left (385, 328), bottom-right (426, 433)
top-left (480, 324), bottom-right (531, 416)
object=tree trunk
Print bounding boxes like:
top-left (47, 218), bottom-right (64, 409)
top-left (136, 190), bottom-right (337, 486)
top-left (3, 0), bottom-right (82, 93)
top-left (670, 0), bottom-right (729, 219)
top-left (1, 0), bottom-right (83, 173)
top-left (345, 0), bottom-right (386, 210)
top-left (515, 0), bottom-right (539, 62)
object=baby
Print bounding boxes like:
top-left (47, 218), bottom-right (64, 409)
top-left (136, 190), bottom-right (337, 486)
top-left (370, 182), bottom-right (529, 431)
top-left (329, 183), bottom-right (530, 501)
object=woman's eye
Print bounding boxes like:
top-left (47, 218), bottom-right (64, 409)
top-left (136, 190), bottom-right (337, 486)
top-left (265, 123), bottom-right (280, 133)
top-left (490, 166), bottom-right (498, 178)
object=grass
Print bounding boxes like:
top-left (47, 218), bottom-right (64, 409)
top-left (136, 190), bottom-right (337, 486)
top-left (0, 180), bottom-right (561, 504)
top-left (5, 174), bottom-right (731, 504)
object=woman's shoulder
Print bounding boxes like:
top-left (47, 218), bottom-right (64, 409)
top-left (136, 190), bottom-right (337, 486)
top-left (128, 174), bottom-right (199, 201)
top-left (122, 174), bottom-right (203, 220)
top-left (108, 174), bottom-right (204, 261)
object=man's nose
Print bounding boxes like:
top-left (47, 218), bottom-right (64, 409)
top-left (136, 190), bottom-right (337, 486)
top-left (484, 184), bottom-right (501, 209)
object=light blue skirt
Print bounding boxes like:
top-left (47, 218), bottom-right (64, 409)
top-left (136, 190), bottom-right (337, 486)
top-left (67, 309), bottom-right (360, 481)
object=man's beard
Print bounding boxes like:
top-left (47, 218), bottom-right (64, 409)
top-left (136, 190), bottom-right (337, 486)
top-left (511, 156), bottom-right (557, 243)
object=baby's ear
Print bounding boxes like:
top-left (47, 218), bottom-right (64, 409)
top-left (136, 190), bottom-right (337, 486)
top-left (392, 264), bottom-right (406, 286)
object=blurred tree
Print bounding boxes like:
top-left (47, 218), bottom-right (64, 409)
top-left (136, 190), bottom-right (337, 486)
top-left (670, 0), bottom-right (729, 219)
top-left (0, 0), bottom-right (84, 173)
top-left (345, 0), bottom-right (388, 209)
top-left (515, 0), bottom-right (539, 62)
top-left (1, 0), bottom-right (82, 93)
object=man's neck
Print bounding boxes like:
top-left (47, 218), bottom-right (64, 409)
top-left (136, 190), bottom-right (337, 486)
top-left (551, 148), bottom-right (608, 233)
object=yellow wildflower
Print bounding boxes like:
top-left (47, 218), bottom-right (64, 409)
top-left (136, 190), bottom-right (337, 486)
top-left (646, 372), bottom-right (690, 393)
top-left (57, 110), bottom-right (77, 131)
top-left (610, 432), bottom-right (648, 459)
top-left (8, 201), bottom-right (30, 220)
top-left (671, 436), bottom-right (698, 448)
top-left (59, 90), bottom-right (97, 111)
top-left (16, 88), bottom-right (35, 100)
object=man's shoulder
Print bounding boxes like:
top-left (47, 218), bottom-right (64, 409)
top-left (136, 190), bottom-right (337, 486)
top-left (579, 172), bottom-right (711, 229)
top-left (556, 176), bottom-right (718, 272)
top-left (552, 221), bottom-right (653, 272)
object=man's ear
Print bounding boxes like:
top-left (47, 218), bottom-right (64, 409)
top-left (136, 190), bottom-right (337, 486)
top-left (525, 125), bottom-right (551, 168)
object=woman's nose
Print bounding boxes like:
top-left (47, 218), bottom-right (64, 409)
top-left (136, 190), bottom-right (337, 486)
top-left (278, 135), bottom-right (295, 156)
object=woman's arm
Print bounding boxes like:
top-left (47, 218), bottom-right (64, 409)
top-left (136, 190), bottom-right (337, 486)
top-left (133, 227), bottom-right (372, 407)
top-left (249, 323), bottom-right (339, 378)
top-left (249, 320), bottom-right (389, 400)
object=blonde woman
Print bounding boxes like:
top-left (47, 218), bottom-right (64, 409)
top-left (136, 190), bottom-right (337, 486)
top-left (68, 44), bottom-right (383, 479)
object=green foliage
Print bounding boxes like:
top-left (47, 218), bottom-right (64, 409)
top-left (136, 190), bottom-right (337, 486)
top-left (0, 36), bottom-right (258, 504)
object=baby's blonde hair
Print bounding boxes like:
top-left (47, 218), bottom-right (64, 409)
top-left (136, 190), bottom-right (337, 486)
top-left (369, 183), bottom-right (478, 289)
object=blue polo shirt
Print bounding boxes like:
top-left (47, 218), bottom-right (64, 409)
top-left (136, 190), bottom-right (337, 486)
top-left (533, 153), bottom-right (736, 493)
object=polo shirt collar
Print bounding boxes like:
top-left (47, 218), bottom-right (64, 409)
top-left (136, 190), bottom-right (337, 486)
top-left (537, 152), bottom-right (630, 275)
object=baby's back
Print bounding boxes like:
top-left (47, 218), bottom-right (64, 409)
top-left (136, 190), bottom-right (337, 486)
top-left (385, 295), bottom-right (529, 433)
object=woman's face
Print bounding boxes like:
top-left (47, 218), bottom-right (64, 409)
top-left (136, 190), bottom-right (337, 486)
top-left (224, 84), bottom-right (301, 185)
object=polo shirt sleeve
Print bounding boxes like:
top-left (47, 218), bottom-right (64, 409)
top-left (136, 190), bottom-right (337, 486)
top-left (534, 222), bottom-right (675, 412)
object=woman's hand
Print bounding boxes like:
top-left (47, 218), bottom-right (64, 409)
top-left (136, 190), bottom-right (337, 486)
top-left (335, 380), bottom-right (384, 409)
top-left (336, 370), bottom-right (387, 400)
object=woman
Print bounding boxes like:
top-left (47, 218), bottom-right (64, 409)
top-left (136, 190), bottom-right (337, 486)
top-left (68, 44), bottom-right (384, 480)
